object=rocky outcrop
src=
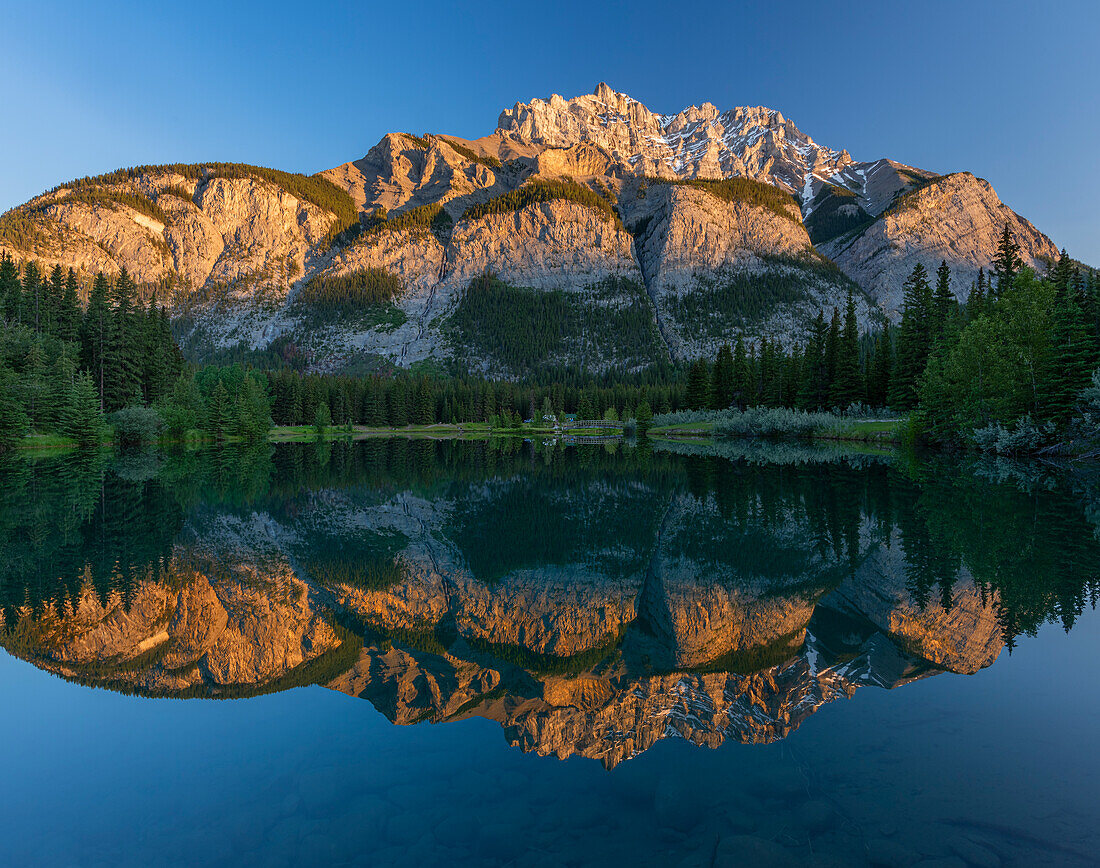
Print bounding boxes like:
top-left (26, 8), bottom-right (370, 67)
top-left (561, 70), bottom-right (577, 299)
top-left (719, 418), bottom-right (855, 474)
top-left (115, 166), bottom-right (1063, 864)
top-left (497, 83), bottom-right (854, 193)
top-left (821, 173), bottom-right (1060, 315)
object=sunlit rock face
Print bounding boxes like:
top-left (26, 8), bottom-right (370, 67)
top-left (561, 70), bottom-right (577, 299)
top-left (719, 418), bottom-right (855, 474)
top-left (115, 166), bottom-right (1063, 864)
top-left (3, 559), bottom-right (340, 696)
top-left (823, 535), bottom-right (1004, 674)
top-left (0, 86), bottom-right (1062, 372)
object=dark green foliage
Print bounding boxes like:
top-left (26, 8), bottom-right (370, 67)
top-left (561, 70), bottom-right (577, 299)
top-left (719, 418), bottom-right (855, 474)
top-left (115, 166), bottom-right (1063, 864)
top-left (60, 373), bottom-right (104, 447)
top-left (992, 222), bottom-right (1023, 297)
top-left (61, 188), bottom-right (169, 224)
top-left (830, 292), bottom-right (863, 407)
top-left (440, 137), bottom-right (503, 169)
top-left (804, 184), bottom-right (875, 244)
top-left (109, 406), bottom-right (165, 448)
top-left (448, 274), bottom-right (665, 375)
top-left (664, 256), bottom-right (867, 339)
top-left (462, 178), bottom-right (621, 226)
top-left (711, 344), bottom-right (734, 410)
top-left (364, 202), bottom-right (453, 241)
top-left (159, 184), bottom-right (193, 202)
top-left (889, 263), bottom-right (933, 410)
top-left (295, 268), bottom-right (405, 313)
top-left (686, 359), bottom-right (712, 409)
top-left (0, 370), bottom-right (29, 450)
top-left (649, 176), bottom-right (800, 223)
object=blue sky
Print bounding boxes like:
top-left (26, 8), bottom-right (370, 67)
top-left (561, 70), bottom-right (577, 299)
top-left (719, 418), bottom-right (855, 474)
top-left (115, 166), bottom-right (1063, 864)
top-left (2, 0), bottom-right (1097, 263)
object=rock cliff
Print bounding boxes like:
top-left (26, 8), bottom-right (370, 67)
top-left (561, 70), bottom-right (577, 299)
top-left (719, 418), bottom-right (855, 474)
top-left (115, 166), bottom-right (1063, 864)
top-left (0, 85), bottom-right (1064, 372)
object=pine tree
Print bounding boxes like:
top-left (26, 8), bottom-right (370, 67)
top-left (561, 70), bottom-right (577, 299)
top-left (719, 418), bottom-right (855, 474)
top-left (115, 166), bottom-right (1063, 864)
top-left (160, 372), bottom-right (203, 438)
top-left (206, 380), bottom-right (233, 439)
top-left (968, 267), bottom-right (987, 320)
top-left (798, 310), bottom-right (829, 410)
top-left (56, 269), bottom-right (82, 343)
top-left (889, 263), bottom-right (934, 409)
top-left (81, 273), bottom-right (111, 410)
top-left (104, 268), bottom-right (141, 410)
top-left (22, 261), bottom-right (42, 332)
top-left (44, 265), bottom-right (64, 337)
top-left (830, 291), bottom-right (863, 408)
top-left (931, 260), bottom-right (953, 342)
top-left (732, 337), bottom-right (750, 408)
top-left (824, 308), bottom-right (841, 390)
top-left (686, 358), bottom-right (712, 409)
top-left (236, 374), bottom-right (273, 441)
top-left (0, 370), bottom-right (30, 451)
top-left (415, 378), bottom-right (434, 424)
top-left (992, 222), bottom-right (1023, 297)
top-left (60, 372), bottom-right (104, 447)
top-left (712, 343), bottom-right (734, 410)
top-left (0, 254), bottom-right (19, 322)
top-left (1040, 277), bottom-right (1098, 424)
top-left (867, 322), bottom-right (893, 407)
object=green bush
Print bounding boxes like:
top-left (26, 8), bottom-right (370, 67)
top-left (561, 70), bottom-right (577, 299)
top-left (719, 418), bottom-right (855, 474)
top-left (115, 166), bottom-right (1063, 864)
top-left (109, 406), bottom-right (165, 447)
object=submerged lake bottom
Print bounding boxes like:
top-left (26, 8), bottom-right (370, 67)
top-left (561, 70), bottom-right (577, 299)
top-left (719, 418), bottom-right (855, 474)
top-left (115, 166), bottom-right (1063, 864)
top-left (1, 438), bottom-right (1098, 867)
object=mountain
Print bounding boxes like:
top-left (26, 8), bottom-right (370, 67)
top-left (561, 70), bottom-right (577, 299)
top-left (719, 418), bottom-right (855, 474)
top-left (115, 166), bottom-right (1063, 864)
top-left (0, 85), bottom-right (1061, 375)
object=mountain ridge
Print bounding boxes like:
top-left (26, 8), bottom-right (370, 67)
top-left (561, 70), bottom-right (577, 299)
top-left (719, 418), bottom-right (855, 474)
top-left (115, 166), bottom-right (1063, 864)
top-left (0, 85), bottom-right (1062, 374)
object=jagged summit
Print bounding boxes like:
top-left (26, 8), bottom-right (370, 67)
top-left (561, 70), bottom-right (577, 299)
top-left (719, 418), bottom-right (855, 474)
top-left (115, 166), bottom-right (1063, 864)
top-left (496, 84), bottom-right (855, 200)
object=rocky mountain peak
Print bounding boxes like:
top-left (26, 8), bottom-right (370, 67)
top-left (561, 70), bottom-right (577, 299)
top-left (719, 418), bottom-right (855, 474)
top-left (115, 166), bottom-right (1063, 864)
top-left (496, 86), bottom-right (854, 196)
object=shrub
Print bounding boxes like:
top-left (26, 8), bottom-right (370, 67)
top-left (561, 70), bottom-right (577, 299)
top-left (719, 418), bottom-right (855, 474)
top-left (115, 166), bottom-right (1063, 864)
top-left (109, 406), bottom-right (165, 448)
top-left (972, 415), bottom-right (1056, 456)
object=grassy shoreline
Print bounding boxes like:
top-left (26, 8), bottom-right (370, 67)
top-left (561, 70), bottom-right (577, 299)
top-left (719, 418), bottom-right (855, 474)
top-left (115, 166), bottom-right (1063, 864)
top-left (13, 421), bottom-right (629, 452)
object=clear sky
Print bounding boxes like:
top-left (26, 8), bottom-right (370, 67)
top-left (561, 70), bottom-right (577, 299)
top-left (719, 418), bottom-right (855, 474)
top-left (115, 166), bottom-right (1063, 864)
top-left (2, 0), bottom-right (1097, 263)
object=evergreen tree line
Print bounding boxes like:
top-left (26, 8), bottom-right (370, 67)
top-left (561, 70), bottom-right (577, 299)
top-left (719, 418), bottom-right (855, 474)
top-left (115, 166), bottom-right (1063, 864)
top-left (0, 255), bottom-right (183, 449)
top-left (677, 226), bottom-right (1100, 448)
top-left (163, 365), bottom-right (691, 431)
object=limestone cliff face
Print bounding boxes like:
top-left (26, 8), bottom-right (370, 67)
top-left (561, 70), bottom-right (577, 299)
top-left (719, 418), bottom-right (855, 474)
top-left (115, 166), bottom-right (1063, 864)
top-left (821, 173), bottom-right (1060, 316)
top-left (295, 198), bottom-right (653, 372)
top-left (496, 83), bottom-right (854, 191)
top-left (0, 85), bottom-right (1065, 372)
top-left (622, 181), bottom-right (879, 356)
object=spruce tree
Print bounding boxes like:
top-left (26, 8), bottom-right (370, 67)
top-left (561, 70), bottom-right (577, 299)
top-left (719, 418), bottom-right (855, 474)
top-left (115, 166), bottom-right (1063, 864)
top-left (686, 358), bottom-right (712, 409)
top-left (60, 372), bottom-right (104, 447)
top-left (81, 273), bottom-right (111, 410)
top-left (830, 292), bottom-right (863, 408)
top-left (104, 267), bottom-right (141, 410)
top-left (867, 322), bottom-right (893, 407)
top-left (56, 269), bottom-right (82, 343)
top-left (0, 370), bottom-right (29, 451)
top-left (712, 343), bottom-right (734, 410)
top-left (206, 380), bottom-right (233, 439)
top-left (0, 254), bottom-right (19, 323)
top-left (1040, 279), bottom-right (1098, 424)
top-left (889, 262), bottom-right (934, 410)
top-left (968, 267), bottom-right (987, 320)
top-left (992, 222), bottom-right (1023, 297)
top-left (931, 260), bottom-right (953, 342)
top-left (798, 310), bottom-right (829, 410)
top-left (22, 261), bottom-right (41, 332)
top-left (732, 337), bottom-right (750, 408)
top-left (236, 373), bottom-right (273, 441)
top-left (45, 265), bottom-right (65, 337)
top-left (824, 308), bottom-right (841, 391)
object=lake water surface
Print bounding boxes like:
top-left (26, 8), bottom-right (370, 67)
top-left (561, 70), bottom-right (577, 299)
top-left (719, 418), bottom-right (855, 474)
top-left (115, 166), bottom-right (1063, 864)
top-left (1, 439), bottom-right (1099, 867)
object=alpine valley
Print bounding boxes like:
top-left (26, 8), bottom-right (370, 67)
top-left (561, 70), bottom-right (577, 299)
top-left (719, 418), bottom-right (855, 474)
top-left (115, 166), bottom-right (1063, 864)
top-left (0, 84), bottom-right (1060, 376)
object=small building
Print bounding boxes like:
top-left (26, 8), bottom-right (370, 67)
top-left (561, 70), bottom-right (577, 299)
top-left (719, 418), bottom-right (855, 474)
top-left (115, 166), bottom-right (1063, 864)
top-left (564, 413), bottom-right (578, 424)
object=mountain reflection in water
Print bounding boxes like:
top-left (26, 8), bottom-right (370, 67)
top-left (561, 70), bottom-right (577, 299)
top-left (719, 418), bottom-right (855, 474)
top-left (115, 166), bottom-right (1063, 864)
top-left (1, 440), bottom-right (1098, 768)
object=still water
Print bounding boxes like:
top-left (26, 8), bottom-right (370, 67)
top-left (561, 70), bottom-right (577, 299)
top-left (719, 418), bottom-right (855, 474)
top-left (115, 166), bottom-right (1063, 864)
top-left (1, 439), bottom-right (1099, 867)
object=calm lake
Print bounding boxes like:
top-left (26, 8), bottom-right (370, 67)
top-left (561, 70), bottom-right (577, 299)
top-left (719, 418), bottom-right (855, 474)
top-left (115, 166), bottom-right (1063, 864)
top-left (1, 439), bottom-right (1099, 867)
